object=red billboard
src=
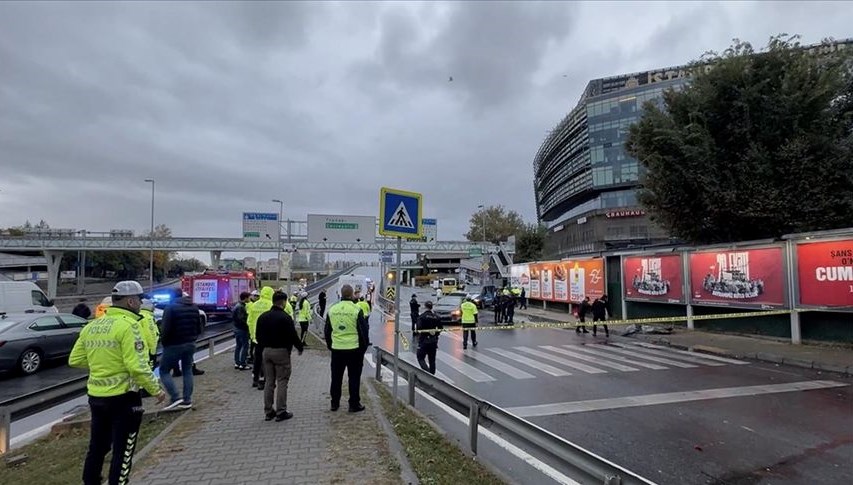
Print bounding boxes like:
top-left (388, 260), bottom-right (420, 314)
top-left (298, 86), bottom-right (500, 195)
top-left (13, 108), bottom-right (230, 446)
top-left (797, 239), bottom-right (853, 308)
top-left (689, 247), bottom-right (786, 308)
top-left (623, 254), bottom-right (684, 303)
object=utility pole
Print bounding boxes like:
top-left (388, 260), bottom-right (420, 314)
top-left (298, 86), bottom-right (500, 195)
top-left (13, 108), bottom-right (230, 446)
top-left (272, 199), bottom-right (284, 285)
top-left (144, 179), bottom-right (155, 291)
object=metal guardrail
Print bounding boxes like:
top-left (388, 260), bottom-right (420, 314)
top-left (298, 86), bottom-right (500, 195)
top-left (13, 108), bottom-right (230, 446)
top-left (373, 347), bottom-right (656, 485)
top-left (0, 330), bottom-right (235, 455)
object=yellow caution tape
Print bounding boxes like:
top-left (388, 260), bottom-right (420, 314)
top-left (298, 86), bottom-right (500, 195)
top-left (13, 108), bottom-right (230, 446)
top-left (411, 309), bottom-right (795, 334)
top-left (399, 331), bottom-right (409, 351)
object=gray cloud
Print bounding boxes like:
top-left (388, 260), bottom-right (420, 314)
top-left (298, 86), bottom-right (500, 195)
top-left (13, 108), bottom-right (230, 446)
top-left (0, 1), bottom-right (851, 256)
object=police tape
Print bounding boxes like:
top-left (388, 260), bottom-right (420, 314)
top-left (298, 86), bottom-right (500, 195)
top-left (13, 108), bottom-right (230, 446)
top-left (405, 309), bottom-right (795, 334)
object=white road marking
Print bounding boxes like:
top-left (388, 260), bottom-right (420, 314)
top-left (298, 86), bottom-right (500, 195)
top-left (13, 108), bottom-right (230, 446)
top-left (608, 343), bottom-right (726, 366)
top-left (486, 349), bottom-right (573, 377)
top-left (566, 345), bottom-right (668, 370)
top-left (462, 351), bottom-right (536, 379)
top-left (436, 352), bottom-right (496, 382)
top-left (585, 344), bottom-right (698, 368)
top-left (364, 358), bottom-right (582, 485)
top-left (399, 353), bottom-right (456, 384)
top-left (506, 380), bottom-right (849, 417)
top-left (515, 347), bottom-right (608, 374)
top-left (540, 346), bottom-right (639, 372)
top-left (628, 342), bottom-right (750, 365)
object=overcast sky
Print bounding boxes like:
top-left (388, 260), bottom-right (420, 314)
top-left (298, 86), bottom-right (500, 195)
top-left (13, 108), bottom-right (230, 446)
top-left (2, 1), bottom-right (851, 250)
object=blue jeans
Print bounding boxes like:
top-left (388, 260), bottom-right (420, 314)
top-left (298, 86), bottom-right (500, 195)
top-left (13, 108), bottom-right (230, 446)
top-left (233, 328), bottom-right (249, 366)
top-left (159, 343), bottom-right (196, 404)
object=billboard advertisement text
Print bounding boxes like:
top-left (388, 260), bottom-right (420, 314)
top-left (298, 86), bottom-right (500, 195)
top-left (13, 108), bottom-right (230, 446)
top-left (797, 239), bottom-right (853, 308)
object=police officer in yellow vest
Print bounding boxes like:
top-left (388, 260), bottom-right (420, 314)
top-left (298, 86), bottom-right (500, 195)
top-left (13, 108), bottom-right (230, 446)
top-left (324, 284), bottom-right (370, 412)
top-left (461, 296), bottom-right (479, 350)
top-left (356, 296), bottom-right (371, 326)
top-left (139, 298), bottom-right (160, 369)
top-left (297, 291), bottom-right (312, 344)
top-left (69, 281), bottom-right (165, 485)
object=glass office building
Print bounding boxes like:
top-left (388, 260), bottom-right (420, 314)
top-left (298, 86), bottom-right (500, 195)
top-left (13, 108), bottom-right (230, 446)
top-left (534, 63), bottom-right (697, 258)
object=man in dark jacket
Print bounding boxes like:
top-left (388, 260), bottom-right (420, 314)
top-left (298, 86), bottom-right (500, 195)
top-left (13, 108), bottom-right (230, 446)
top-left (493, 294), bottom-right (504, 324)
top-left (592, 295), bottom-right (610, 337)
top-left (232, 291), bottom-right (251, 370)
top-left (159, 290), bottom-right (203, 410)
top-left (409, 294), bottom-right (420, 335)
top-left (318, 289), bottom-right (327, 317)
top-left (576, 296), bottom-right (591, 334)
top-left (256, 292), bottom-right (304, 421)
top-left (72, 299), bottom-right (92, 319)
top-left (415, 301), bottom-right (442, 375)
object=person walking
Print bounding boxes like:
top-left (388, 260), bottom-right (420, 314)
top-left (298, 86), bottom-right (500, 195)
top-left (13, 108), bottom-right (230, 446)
top-left (232, 291), bottom-right (251, 370)
top-left (324, 284), bottom-right (370, 412)
top-left (592, 294), bottom-right (610, 337)
top-left (415, 301), bottom-right (442, 374)
top-left (297, 292), bottom-right (312, 344)
top-left (317, 289), bottom-right (327, 317)
top-left (409, 294), bottom-right (420, 335)
top-left (159, 290), bottom-right (203, 410)
top-left (519, 287), bottom-right (527, 309)
top-left (576, 296), bottom-right (592, 334)
top-left (248, 287), bottom-right (274, 390)
top-left (256, 292), bottom-right (304, 422)
top-left (72, 298), bottom-right (92, 319)
top-left (461, 296), bottom-right (479, 350)
top-left (69, 281), bottom-right (165, 485)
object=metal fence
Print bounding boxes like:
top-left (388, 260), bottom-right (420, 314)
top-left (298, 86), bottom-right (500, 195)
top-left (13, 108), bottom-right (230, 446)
top-left (373, 347), bottom-right (656, 485)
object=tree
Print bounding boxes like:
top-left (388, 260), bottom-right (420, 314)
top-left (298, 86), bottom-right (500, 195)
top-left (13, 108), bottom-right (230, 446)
top-left (514, 223), bottom-right (547, 263)
top-left (465, 205), bottom-right (526, 244)
top-left (626, 35), bottom-right (853, 244)
top-left (144, 224), bottom-right (176, 281)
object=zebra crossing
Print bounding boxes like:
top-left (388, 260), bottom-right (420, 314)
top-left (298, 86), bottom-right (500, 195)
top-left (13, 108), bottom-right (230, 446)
top-left (398, 341), bottom-right (749, 384)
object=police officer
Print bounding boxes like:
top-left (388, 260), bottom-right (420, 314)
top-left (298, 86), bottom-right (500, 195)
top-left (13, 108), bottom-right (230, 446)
top-left (297, 291), bottom-right (312, 344)
top-left (415, 301), bottom-right (442, 374)
top-left (69, 281), bottom-right (165, 485)
top-left (324, 284), bottom-right (370, 412)
top-left (461, 296), bottom-right (479, 350)
top-left (139, 298), bottom-right (160, 369)
top-left (356, 296), bottom-right (371, 326)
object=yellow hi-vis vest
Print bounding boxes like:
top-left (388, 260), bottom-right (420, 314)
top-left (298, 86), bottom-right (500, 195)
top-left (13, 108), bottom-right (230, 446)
top-left (69, 306), bottom-right (161, 397)
top-left (328, 300), bottom-right (361, 350)
top-left (299, 300), bottom-right (311, 322)
top-left (461, 301), bottom-right (478, 324)
top-left (356, 300), bottom-right (370, 319)
top-left (139, 309), bottom-right (159, 358)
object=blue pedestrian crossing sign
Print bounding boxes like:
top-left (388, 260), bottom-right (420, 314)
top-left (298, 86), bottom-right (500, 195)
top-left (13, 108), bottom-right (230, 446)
top-left (379, 187), bottom-right (422, 239)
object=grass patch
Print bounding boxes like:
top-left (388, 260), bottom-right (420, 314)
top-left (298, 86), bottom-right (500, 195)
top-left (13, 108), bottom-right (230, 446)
top-left (374, 382), bottom-right (505, 485)
top-left (0, 411), bottom-right (178, 485)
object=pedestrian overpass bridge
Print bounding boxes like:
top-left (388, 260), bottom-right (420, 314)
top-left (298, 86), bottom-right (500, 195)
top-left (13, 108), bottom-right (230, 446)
top-left (0, 234), bottom-right (514, 298)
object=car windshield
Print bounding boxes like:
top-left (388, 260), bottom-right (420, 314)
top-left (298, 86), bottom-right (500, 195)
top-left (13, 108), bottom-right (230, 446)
top-left (435, 296), bottom-right (463, 308)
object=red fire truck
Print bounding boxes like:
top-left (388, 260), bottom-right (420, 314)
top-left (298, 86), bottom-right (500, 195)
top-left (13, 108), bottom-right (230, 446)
top-left (181, 270), bottom-right (257, 317)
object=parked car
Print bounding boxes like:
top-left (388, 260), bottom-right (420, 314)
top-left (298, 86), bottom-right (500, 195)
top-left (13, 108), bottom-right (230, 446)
top-left (432, 296), bottom-right (464, 324)
top-left (0, 313), bottom-right (89, 374)
top-left (470, 286), bottom-right (497, 309)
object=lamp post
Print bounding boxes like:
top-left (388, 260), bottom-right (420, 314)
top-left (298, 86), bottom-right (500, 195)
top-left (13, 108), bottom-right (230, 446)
top-left (272, 199), bottom-right (283, 285)
top-left (144, 179), bottom-right (155, 292)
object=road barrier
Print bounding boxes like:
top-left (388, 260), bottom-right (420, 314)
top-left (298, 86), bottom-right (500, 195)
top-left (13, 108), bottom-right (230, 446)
top-left (373, 347), bottom-right (656, 485)
top-left (0, 330), bottom-right (235, 456)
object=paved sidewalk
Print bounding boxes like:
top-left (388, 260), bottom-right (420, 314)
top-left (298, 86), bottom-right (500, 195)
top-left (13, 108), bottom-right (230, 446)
top-left (515, 306), bottom-right (853, 375)
top-left (133, 343), bottom-right (402, 485)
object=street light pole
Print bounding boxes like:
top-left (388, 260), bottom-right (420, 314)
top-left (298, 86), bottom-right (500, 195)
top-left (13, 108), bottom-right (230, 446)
top-left (272, 199), bottom-right (283, 286)
top-left (144, 179), bottom-right (155, 292)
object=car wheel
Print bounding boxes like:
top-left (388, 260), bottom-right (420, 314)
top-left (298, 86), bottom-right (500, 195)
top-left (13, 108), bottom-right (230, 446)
top-left (19, 349), bottom-right (43, 375)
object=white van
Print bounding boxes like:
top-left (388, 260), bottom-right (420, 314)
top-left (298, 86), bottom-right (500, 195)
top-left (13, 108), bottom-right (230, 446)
top-left (0, 281), bottom-right (58, 314)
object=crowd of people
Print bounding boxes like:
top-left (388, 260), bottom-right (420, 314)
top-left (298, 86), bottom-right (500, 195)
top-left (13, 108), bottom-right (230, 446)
top-left (68, 279), bottom-right (370, 485)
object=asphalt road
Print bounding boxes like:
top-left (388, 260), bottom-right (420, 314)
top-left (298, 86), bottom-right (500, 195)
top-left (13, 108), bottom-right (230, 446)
top-left (361, 267), bottom-right (853, 484)
top-left (0, 319), bottom-right (234, 404)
